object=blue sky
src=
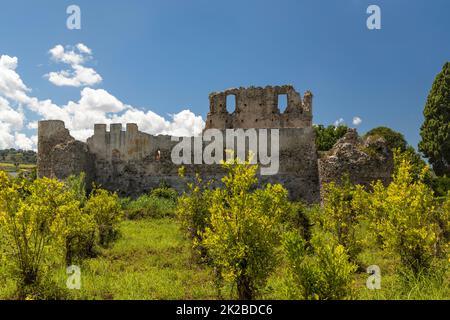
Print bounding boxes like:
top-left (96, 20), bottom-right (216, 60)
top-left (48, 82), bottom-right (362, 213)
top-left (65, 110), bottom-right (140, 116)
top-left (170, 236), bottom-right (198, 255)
top-left (0, 0), bottom-right (449, 150)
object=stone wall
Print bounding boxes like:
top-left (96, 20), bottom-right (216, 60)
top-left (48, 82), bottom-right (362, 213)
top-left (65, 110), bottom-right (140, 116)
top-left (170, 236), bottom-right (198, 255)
top-left (37, 120), bottom-right (95, 186)
top-left (205, 85), bottom-right (312, 130)
top-left (37, 86), bottom-right (393, 205)
top-left (85, 124), bottom-right (321, 203)
top-left (318, 128), bottom-right (393, 193)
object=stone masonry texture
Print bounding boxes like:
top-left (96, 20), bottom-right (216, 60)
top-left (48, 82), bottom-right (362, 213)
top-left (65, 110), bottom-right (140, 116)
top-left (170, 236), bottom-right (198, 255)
top-left (37, 86), bottom-right (393, 203)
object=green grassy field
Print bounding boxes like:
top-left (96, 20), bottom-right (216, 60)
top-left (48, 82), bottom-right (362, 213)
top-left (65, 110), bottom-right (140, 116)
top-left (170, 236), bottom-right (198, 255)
top-left (61, 218), bottom-right (218, 300)
top-left (0, 163), bottom-right (36, 172)
top-left (1, 216), bottom-right (448, 300)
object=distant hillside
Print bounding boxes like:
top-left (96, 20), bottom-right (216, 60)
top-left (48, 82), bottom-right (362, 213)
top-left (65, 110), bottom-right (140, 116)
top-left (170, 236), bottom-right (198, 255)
top-left (0, 149), bottom-right (37, 164)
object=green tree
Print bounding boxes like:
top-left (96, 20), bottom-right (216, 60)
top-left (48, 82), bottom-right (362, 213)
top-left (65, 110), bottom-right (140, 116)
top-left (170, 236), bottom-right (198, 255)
top-left (365, 126), bottom-right (408, 152)
top-left (365, 158), bottom-right (448, 275)
top-left (201, 158), bottom-right (290, 300)
top-left (314, 125), bottom-right (348, 152)
top-left (419, 62), bottom-right (450, 176)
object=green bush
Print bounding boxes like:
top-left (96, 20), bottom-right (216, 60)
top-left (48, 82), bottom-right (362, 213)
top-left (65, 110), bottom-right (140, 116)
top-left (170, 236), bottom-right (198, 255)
top-left (313, 177), bottom-right (365, 263)
top-left (124, 194), bottom-right (176, 220)
top-left (314, 124), bottom-right (348, 152)
top-left (150, 186), bottom-right (178, 202)
top-left (365, 158), bottom-right (447, 275)
top-left (430, 175), bottom-right (450, 198)
top-left (283, 231), bottom-right (357, 300)
top-left (0, 172), bottom-right (77, 296)
top-left (84, 188), bottom-right (123, 247)
top-left (201, 159), bottom-right (290, 300)
top-left (176, 171), bottom-right (213, 250)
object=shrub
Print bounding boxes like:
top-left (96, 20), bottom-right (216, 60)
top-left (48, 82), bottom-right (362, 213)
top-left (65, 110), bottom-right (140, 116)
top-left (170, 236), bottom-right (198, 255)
top-left (83, 188), bottom-right (123, 247)
top-left (365, 126), bottom-right (408, 152)
top-left (201, 159), bottom-right (290, 300)
top-left (124, 194), bottom-right (176, 220)
top-left (314, 124), bottom-right (348, 152)
top-left (64, 172), bottom-right (87, 206)
top-left (0, 173), bottom-right (77, 294)
top-left (283, 231), bottom-right (357, 300)
top-left (150, 185), bottom-right (178, 203)
top-left (430, 175), bottom-right (450, 198)
top-left (366, 158), bottom-right (446, 275)
top-left (314, 177), bottom-right (365, 263)
top-left (176, 169), bottom-right (213, 260)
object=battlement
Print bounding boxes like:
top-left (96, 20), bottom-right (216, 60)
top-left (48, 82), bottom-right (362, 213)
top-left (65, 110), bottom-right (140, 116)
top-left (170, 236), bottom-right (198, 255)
top-left (87, 123), bottom-right (153, 162)
top-left (205, 85), bottom-right (313, 129)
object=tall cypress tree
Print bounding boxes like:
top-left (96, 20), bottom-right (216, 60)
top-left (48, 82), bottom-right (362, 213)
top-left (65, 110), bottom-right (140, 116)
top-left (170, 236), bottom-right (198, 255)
top-left (419, 62), bottom-right (450, 176)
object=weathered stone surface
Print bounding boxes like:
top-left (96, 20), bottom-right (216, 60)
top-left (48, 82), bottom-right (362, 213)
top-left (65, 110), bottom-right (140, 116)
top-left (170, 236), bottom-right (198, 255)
top-left (318, 128), bottom-right (394, 194)
top-left (37, 120), bottom-right (95, 187)
top-left (205, 85), bottom-right (312, 130)
top-left (37, 86), bottom-right (393, 204)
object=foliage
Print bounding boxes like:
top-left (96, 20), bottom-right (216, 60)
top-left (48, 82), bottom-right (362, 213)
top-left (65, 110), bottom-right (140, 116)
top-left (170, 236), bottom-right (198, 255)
top-left (65, 172), bottom-right (87, 206)
top-left (201, 158), bottom-right (290, 300)
top-left (123, 194), bottom-right (176, 220)
top-left (150, 184), bottom-right (178, 203)
top-left (176, 169), bottom-right (213, 254)
top-left (364, 158), bottom-right (448, 275)
top-left (314, 124), bottom-right (348, 152)
top-left (0, 172), bottom-right (76, 295)
top-left (429, 175), bottom-right (450, 198)
top-left (0, 149), bottom-right (37, 164)
top-left (365, 126), bottom-right (408, 152)
top-left (313, 177), bottom-right (365, 262)
top-left (283, 231), bottom-right (357, 300)
top-left (83, 188), bottom-right (123, 247)
top-left (419, 62), bottom-right (450, 176)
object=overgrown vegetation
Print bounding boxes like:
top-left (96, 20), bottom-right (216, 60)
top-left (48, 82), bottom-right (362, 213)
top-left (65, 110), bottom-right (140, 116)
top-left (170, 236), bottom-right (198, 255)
top-left (419, 62), bottom-right (450, 176)
top-left (0, 144), bottom-right (449, 300)
top-left (0, 171), bottom-right (123, 299)
top-left (314, 124), bottom-right (348, 152)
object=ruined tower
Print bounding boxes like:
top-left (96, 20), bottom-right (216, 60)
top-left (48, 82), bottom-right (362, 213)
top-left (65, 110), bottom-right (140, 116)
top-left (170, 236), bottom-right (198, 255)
top-left (205, 85), bottom-right (313, 130)
top-left (37, 85), bottom-right (322, 203)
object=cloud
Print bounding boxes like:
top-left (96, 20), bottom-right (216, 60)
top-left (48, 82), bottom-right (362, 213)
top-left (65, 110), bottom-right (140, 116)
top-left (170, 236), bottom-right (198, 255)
top-left (352, 116), bottom-right (362, 126)
top-left (0, 96), bottom-right (27, 149)
top-left (14, 133), bottom-right (34, 150)
top-left (0, 55), bottom-right (31, 102)
top-left (0, 51), bottom-right (205, 150)
top-left (46, 44), bottom-right (102, 87)
top-left (334, 118), bottom-right (345, 126)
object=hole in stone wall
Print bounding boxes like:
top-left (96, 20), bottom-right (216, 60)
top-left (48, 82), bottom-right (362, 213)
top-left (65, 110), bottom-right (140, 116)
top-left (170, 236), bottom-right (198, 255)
top-left (226, 94), bottom-right (236, 113)
top-left (155, 149), bottom-right (161, 161)
top-left (278, 94), bottom-right (288, 112)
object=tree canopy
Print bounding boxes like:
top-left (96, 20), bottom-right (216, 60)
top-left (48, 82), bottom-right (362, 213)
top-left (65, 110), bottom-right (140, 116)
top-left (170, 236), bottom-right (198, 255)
top-left (419, 62), bottom-right (450, 176)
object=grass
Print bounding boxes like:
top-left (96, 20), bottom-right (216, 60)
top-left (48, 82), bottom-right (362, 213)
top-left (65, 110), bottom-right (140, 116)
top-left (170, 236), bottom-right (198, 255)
top-left (63, 218), bottom-right (218, 300)
top-left (62, 218), bottom-right (450, 300)
top-left (0, 163), bottom-right (36, 172)
top-left (1, 216), bottom-right (448, 300)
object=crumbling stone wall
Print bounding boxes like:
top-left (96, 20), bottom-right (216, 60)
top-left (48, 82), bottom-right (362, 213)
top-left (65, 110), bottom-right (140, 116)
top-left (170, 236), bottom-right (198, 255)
top-left (85, 124), bottom-right (320, 203)
top-left (37, 86), bottom-right (393, 205)
top-left (205, 85), bottom-right (312, 130)
top-left (318, 128), bottom-right (393, 194)
top-left (37, 120), bottom-right (95, 185)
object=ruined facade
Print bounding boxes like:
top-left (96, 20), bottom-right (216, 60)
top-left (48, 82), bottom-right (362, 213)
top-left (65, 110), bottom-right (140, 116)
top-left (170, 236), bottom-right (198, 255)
top-left (205, 85), bottom-right (312, 130)
top-left (37, 86), bottom-right (392, 203)
top-left (318, 129), bottom-right (393, 192)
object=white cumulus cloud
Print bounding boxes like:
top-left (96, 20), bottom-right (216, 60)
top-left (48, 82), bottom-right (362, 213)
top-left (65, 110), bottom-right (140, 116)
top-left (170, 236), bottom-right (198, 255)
top-left (46, 44), bottom-right (102, 87)
top-left (334, 118), bottom-right (345, 127)
top-left (352, 116), bottom-right (362, 126)
top-left (0, 51), bottom-right (205, 150)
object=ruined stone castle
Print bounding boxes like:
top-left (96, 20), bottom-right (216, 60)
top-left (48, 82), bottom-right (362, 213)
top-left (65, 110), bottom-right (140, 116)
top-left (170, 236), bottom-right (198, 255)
top-left (37, 85), bottom-right (393, 203)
